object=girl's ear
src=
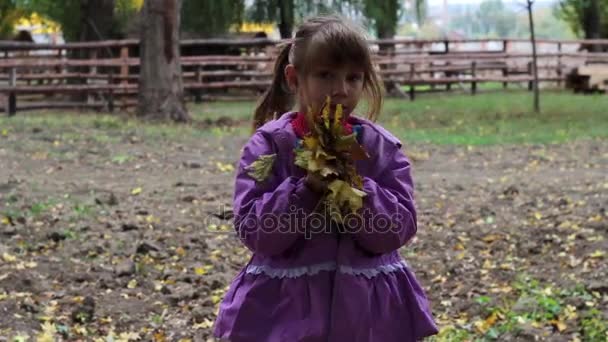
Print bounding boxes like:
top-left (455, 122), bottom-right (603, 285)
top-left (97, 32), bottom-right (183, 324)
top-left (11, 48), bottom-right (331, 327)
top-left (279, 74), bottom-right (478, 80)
top-left (284, 64), bottom-right (298, 93)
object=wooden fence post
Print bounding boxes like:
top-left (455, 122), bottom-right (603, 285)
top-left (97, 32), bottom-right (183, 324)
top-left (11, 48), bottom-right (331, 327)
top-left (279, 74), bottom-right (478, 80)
top-left (7, 67), bottom-right (17, 116)
top-left (120, 46), bottom-right (129, 110)
top-left (471, 61), bottom-right (477, 95)
top-left (446, 61), bottom-right (452, 91)
top-left (107, 73), bottom-right (114, 113)
top-left (57, 48), bottom-right (65, 84)
top-left (557, 42), bottom-right (562, 88)
top-left (194, 65), bottom-right (202, 103)
top-left (527, 61), bottom-right (533, 91)
top-left (409, 63), bottom-right (415, 101)
top-left (88, 49), bottom-right (98, 105)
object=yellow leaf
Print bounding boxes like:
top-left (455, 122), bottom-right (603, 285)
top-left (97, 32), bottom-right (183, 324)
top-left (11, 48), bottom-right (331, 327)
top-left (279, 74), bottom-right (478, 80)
top-left (1, 129), bottom-right (8, 137)
top-left (153, 330), bottom-right (166, 342)
top-left (333, 103), bottom-right (343, 126)
top-left (474, 312), bottom-right (498, 334)
top-left (118, 331), bottom-right (141, 341)
top-left (534, 212), bottom-right (542, 220)
top-left (482, 234), bottom-right (502, 243)
top-left (100, 316), bottom-right (113, 324)
top-left (327, 179), bottom-right (367, 215)
top-left (322, 96), bottom-right (331, 129)
top-left (1, 216), bottom-right (10, 225)
top-left (2, 252), bottom-right (17, 262)
top-left (127, 279), bottom-right (138, 289)
top-left (245, 154), bottom-right (276, 182)
top-left (193, 318), bottom-right (214, 330)
top-left (216, 162), bottom-right (234, 173)
top-left (303, 136), bottom-right (319, 150)
top-left (195, 265), bottom-right (213, 276)
top-left (131, 187), bottom-right (142, 196)
top-left (589, 250), bottom-right (605, 259)
top-left (550, 319), bottom-right (567, 332)
top-left (454, 243), bottom-right (465, 251)
top-left (36, 321), bottom-right (57, 342)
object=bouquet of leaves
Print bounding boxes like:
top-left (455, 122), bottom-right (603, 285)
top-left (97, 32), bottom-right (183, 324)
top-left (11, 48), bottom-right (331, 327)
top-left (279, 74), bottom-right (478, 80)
top-left (294, 96), bottom-right (370, 222)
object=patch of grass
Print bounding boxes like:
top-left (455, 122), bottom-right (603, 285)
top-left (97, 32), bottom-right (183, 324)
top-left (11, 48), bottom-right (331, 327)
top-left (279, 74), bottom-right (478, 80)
top-left (1, 91), bottom-right (606, 145)
top-left (72, 202), bottom-right (94, 219)
top-left (28, 198), bottom-right (57, 217)
top-left (111, 154), bottom-right (132, 164)
top-left (189, 100), bottom-right (255, 122)
top-left (430, 276), bottom-right (607, 341)
top-left (381, 91), bottom-right (608, 145)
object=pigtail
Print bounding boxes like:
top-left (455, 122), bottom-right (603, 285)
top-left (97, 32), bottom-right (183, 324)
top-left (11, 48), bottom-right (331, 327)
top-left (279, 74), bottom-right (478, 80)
top-left (252, 42), bottom-right (295, 132)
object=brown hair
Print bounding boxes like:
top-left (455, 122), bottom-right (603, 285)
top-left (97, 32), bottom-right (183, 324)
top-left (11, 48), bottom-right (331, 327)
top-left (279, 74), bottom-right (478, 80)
top-left (252, 15), bottom-right (384, 131)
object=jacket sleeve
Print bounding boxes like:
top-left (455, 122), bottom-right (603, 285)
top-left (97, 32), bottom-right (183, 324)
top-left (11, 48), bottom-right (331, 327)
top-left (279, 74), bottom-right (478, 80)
top-left (232, 130), bottom-right (324, 256)
top-left (349, 147), bottom-right (417, 255)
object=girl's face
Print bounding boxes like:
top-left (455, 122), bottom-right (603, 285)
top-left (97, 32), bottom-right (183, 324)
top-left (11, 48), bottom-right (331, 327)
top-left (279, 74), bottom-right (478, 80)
top-left (285, 62), bottom-right (365, 118)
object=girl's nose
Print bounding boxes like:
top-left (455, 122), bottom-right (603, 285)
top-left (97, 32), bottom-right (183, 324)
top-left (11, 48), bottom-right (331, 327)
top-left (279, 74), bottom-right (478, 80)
top-left (332, 79), bottom-right (348, 97)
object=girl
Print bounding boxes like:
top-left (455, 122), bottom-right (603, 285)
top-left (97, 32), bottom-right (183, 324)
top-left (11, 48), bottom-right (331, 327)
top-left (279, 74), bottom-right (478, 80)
top-left (213, 15), bottom-right (438, 342)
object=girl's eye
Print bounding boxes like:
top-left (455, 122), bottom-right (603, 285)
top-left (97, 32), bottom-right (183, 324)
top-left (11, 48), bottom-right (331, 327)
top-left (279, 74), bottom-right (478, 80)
top-left (348, 74), bottom-right (363, 82)
top-left (317, 71), bottom-right (333, 79)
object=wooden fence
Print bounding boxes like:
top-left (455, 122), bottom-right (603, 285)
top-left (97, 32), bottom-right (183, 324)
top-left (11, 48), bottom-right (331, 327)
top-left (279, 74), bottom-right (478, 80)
top-left (1, 38), bottom-right (608, 114)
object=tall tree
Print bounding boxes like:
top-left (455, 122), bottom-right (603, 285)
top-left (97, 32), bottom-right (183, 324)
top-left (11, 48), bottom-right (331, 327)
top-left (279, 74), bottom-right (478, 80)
top-left (15, 0), bottom-right (142, 41)
top-left (359, 0), bottom-right (401, 39)
top-left (248, 0), bottom-right (296, 39)
top-left (247, 0), bottom-right (348, 38)
top-left (0, 0), bottom-right (26, 39)
top-left (17, 0), bottom-right (121, 41)
top-left (557, 0), bottom-right (607, 41)
top-left (138, 0), bottom-right (190, 122)
top-left (181, 0), bottom-right (245, 38)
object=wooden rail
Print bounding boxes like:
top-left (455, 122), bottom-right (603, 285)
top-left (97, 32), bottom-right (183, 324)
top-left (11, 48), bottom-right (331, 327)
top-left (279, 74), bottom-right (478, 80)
top-left (1, 38), bottom-right (608, 114)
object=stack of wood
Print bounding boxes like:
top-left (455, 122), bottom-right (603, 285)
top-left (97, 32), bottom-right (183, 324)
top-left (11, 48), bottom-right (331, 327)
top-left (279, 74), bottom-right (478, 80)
top-left (566, 64), bottom-right (608, 93)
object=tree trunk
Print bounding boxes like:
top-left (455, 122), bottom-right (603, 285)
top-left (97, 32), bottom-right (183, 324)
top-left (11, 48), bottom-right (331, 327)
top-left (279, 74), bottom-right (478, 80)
top-left (277, 0), bottom-right (294, 39)
top-left (80, 0), bottom-right (117, 42)
top-left (583, 0), bottom-right (601, 52)
top-left (374, 0), bottom-right (401, 96)
top-left (138, 0), bottom-right (190, 122)
top-left (527, 0), bottom-right (540, 113)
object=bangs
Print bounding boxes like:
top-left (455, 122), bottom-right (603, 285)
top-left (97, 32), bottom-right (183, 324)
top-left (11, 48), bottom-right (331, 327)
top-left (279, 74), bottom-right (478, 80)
top-left (299, 24), bottom-right (371, 72)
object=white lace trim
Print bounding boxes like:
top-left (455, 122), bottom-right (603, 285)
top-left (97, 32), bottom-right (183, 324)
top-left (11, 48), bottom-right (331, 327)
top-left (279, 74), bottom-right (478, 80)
top-left (339, 260), bottom-right (407, 279)
top-left (246, 261), bottom-right (337, 279)
top-left (245, 260), bottom-right (407, 279)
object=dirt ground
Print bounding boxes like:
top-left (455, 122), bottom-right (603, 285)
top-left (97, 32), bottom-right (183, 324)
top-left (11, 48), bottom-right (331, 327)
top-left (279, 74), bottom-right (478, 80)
top-left (0, 119), bottom-right (606, 341)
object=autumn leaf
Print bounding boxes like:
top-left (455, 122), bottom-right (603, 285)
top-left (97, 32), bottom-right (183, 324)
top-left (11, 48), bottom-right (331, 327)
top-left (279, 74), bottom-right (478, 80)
top-left (36, 321), bottom-right (57, 342)
top-left (131, 187), bottom-right (142, 196)
top-left (1, 216), bottom-right (11, 225)
top-left (245, 153), bottom-right (276, 183)
top-left (216, 161), bottom-right (234, 173)
top-left (327, 179), bottom-right (367, 219)
top-left (127, 279), bottom-right (138, 289)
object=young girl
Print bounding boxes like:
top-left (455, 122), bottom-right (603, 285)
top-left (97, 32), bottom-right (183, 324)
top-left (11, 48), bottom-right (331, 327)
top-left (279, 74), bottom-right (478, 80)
top-left (213, 15), bottom-right (438, 342)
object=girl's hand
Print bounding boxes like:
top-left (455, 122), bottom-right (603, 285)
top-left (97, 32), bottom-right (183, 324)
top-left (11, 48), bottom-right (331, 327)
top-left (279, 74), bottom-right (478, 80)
top-left (304, 172), bottom-right (331, 194)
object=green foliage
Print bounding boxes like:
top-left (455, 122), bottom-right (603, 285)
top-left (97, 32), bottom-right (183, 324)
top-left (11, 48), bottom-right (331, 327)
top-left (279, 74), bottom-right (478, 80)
top-left (17, 0), bottom-right (82, 41)
top-left (556, 0), bottom-right (608, 38)
top-left (15, 0), bottom-right (138, 41)
top-left (181, 0), bottom-right (245, 37)
top-left (0, 0), bottom-right (26, 39)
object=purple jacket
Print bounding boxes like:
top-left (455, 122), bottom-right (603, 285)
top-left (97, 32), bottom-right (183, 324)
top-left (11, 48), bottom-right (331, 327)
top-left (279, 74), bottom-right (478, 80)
top-left (214, 112), bottom-right (438, 341)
